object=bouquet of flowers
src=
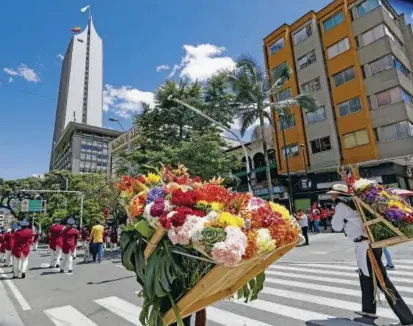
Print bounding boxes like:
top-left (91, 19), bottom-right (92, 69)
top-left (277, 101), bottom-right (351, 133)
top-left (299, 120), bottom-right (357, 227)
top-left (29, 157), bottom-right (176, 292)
top-left (117, 165), bottom-right (300, 325)
top-left (340, 166), bottom-right (413, 242)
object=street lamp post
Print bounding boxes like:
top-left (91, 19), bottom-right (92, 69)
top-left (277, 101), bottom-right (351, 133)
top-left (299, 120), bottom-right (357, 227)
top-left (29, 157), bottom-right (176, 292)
top-left (278, 112), bottom-right (294, 213)
top-left (167, 95), bottom-right (253, 193)
top-left (109, 118), bottom-right (132, 176)
top-left (300, 144), bottom-right (308, 174)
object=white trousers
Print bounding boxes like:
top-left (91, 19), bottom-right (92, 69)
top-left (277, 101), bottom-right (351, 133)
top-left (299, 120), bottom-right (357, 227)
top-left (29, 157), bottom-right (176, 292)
top-left (72, 247), bottom-right (77, 258)
top-left (32, 243), bottom-right (38, 251)
top-left (13, 254), bottom-right (29, 276)
top-left (50, 247), bottom-right (62, 267)
top-left (61, 253), bottom-right (73, 271)
top-left (5, 250), bottom-right (13, 265)
top-left (111, 243), bottom-right (117, 251)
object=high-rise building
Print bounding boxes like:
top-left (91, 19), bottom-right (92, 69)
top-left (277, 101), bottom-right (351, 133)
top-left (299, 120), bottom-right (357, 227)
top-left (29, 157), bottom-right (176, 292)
top-left (52, 17), bottom-right (103, 147)
top-left (260, 0), bottom-right (413, 209)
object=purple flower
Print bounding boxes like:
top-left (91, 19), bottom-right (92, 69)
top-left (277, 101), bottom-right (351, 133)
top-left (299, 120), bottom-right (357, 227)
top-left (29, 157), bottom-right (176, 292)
top-left (362, 188), bottom-right (379, 204)
top-left (384, 208), bottom-right (405, 222)
top-left (146, 187), bottom-right (165, 204)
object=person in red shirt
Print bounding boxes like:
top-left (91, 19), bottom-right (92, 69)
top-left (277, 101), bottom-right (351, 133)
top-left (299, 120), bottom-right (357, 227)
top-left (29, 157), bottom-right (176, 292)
top-left (48, 218), bottom-right (64, 268)
top-left (103, 227), bottom-right (109, 251)
top-left (110, 227), bottom-right (118, 251)
top-left (4, 227), bottom-right (15, 267)
top-left (311, 203), bottom-right (321, 233)
top-left (12, 220), bottom-right (33, 279)
top-left (60, 218), bottom-right (80, 274)
top-left (32, 230), bottom-right (40, 251)
top-left (320, 207), bottom-right (329, 231)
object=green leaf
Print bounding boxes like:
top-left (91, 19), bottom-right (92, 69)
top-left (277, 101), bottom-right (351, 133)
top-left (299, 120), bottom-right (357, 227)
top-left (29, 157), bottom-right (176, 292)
top-left (134, 220), bottom-right (155, 238)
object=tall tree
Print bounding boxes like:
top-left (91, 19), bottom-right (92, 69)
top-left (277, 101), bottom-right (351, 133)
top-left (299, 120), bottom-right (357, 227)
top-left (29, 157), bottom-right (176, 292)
top-left (227, 55), bottom-right (317, 201)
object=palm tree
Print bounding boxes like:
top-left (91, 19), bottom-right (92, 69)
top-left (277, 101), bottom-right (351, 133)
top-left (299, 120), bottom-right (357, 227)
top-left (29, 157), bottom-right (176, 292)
top-left (227, 55), bottom-right (317, 202)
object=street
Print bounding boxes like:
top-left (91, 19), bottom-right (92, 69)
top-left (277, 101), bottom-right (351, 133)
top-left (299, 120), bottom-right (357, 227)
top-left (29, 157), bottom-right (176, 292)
top-left (1, 233), bottom-right (412, 326)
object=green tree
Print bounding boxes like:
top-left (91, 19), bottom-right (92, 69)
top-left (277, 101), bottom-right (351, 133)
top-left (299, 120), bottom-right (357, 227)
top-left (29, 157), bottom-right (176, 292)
top-left (227, 55), bottom-right (317, 201)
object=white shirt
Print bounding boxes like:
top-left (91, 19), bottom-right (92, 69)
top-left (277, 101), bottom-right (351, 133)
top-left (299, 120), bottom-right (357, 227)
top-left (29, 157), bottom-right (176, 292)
top-left (332, 200), bottom-right (370, 276)
top-left (297, 214), bottom-right (308, 228)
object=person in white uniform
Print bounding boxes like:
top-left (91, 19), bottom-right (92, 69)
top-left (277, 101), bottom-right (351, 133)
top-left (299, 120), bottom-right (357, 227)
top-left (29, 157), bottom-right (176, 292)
top-left (329, 184), bottom-right (413, 326)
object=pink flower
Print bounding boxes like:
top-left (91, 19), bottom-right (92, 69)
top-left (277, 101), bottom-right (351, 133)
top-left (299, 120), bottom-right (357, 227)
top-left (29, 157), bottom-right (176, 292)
top-left (211, 242), bottom-right (243, 267)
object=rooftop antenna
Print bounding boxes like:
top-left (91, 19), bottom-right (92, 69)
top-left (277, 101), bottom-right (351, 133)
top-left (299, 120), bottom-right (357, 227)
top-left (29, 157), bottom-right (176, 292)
top-left (73, 109), bottom-right (77, 122)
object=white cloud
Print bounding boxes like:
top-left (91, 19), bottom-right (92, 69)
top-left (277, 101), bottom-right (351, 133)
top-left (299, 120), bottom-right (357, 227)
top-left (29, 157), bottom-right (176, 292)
top-left (168, 44), bottom-right (235, 81)
top-left (57, 54), bottom-right (64, 61)
top-left (156, 64), bottom-right (170, 72)
top-left (3, 64), bottom-right (40, 83)
top-left (8, 77), bottom-right (14, 83)
top-left (103, 84), bottom-right (155, 118)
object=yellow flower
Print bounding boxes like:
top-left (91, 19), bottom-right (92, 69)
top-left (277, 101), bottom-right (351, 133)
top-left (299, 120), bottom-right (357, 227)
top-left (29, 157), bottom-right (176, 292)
top-left (388, 200), bottom-right (409, 212)
top-left (146, 173), bottom-right (161, 184)
top-left (256, 229), bottom-right (276, 253)
top-left (197, 200), bottom-right (209, 206)
top-left (269, 202), bottom-right (291, 221)
top-left (217, 212), bottom-right (245, 228)
top-left (210, 202), bottom-right (224, 212)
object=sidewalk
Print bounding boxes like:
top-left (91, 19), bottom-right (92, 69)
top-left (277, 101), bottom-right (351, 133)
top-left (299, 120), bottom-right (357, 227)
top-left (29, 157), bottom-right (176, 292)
top-left (0, 280), bottom-right (25, 326)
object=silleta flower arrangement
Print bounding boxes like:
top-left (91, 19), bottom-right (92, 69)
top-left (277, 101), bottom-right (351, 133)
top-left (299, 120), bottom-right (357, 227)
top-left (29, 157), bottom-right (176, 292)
top-left (340, 166), bottom-right (413, 241)
top-left (117, 165), bottom-right (300, 325)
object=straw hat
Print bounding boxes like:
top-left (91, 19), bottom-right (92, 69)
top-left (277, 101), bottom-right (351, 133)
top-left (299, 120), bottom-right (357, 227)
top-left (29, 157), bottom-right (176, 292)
top-left (327, 184), bottom-right (351, 195)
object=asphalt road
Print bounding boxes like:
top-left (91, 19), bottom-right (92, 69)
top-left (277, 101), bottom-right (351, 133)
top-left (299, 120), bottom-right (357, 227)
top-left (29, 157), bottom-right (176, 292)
top-left (1, 233), bottom-right (412, 326)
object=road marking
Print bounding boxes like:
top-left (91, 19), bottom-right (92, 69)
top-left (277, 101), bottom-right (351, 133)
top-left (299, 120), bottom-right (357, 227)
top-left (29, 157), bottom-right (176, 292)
top-left (261, 287), bottom-right (397, 320)
top-left (207, 306), bottom-right (274, 325)
top-left (0, 268), bottom-right (31, 311)
top-left (310, 251), bottom-right (328, 255)
top-left (44, 305), bottom-right (98, 326)
top-left (265, 275), bottom-right (413, 305)
top-left (393, 259), bottom-right (413, 265)
top-left (269, 265), bottom-right (413, 287)
top-left (95, 296), bottom-right (141, 324)
top-left (40, 263), bottom-right (50, 268)
top-left (236, 298), bottom-right (333, 321)
top-left (299, 263), bottom-right (413, 277)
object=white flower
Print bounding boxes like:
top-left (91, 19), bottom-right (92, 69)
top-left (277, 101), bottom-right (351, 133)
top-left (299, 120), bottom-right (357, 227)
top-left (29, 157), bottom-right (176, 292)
top-left (256, 228), bottom-right (276, 253)
top-left (354, 179), bottom-right (376, 191)
top-left (247, 197), bottom-right (266, 210)
top-left (143, 202), bottom-right (154, 219)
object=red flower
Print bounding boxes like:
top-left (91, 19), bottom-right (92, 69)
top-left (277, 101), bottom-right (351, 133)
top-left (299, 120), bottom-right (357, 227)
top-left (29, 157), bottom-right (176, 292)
top-left (137, 175), bottom-right (146, 184)
top-left (193, 176), bottom-right (201, 183)
top-left (195, 184), bottom-right (230, 203)
top-left (160, 211), bottom-right (172, 229)
top-left (171, 189), bottom-right (197, 207)
top-left (150, 198), bottom-right (165, 217)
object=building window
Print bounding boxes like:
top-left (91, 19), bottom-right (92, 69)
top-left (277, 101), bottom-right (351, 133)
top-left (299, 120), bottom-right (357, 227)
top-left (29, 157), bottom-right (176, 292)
top-left (293, 25), bottom-right (312, 45)
top-left (279, 114), bottom-right (296, 130)
top-left (80, 153), bottom-right (86, 160)
top-left (270, 38), bottom-right (285, 55)
top-left (369, 55), bottom-right (393, 75)
top-left (333, 67), bottom-right (355, 87)
top-left (283, 144), bottom-right (299, 158)
top-left (323, 11), bottom-right (344, 31)
top-left (327, 38), bottom-right (350, 59)
top-left (338, 97), bottom-right (362, 116)
top-left (310, 136), bottom-right (332, 154)
top-left (343, 130), bottom-right (370, 148)
top-left (376, 87), bottom-right (412, 107)
top-left (271, 61), bottom-right (288, 80)
top-left (306, 106), bottom-right (326, 124)
top-left (394, 58), bottom-right (410, 78)
top-left (357, 0), bottom-right (380, 16)
top-left (297, 50), bottom-right (316, 70)
top-left (379, 121), bottom-right (413, 141)
top-left (359, 24), bottom-right (402, 47)
top-left (275, 88), bottom-right (292, 101)
top-left (301, 77), bottom-right (321, 93)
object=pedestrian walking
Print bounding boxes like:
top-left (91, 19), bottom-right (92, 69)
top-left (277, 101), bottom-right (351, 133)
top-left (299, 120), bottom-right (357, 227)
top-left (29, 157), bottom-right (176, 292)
top-left (60, 218), bottom-right (80, 274)
top-left (12, 220), bottom-right (33, 279)
top-left (329, 184), bottom-right (413, 326)
top-left (383, 247), bottom-right (396, 270)
top-left (296, 209), bottom-right (309, 246)
top-left (110, 227), bottom-right (118, 251)
top-left (321, 207), bottom-right (328, 231)
top-left (90, 220), bottom-right (104, 263)
top-left (311, 203), bottom-right (320, 233)
top-left (49, 218), bottom-right (64, 268)
top-left (103, 226), bottom-right (109, 251)
top-left (4, 227), bottom-right (15, 267)
top-left (0, 229), bottom-right (6, 263)
top-left (72, 224), bottom-right (78, 259)
top-left (307, 208), bottom-right (314, 232)
top-left (32, 230), bottom-right (39, 251)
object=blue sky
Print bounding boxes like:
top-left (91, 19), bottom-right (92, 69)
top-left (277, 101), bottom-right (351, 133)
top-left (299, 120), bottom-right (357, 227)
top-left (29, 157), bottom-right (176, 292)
top-left (1, 0), bottom-right (412, 180)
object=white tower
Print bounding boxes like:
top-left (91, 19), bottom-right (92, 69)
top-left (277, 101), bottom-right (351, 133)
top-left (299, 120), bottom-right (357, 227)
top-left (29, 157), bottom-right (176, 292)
top-left (52, 17), bottom-right (103, 145)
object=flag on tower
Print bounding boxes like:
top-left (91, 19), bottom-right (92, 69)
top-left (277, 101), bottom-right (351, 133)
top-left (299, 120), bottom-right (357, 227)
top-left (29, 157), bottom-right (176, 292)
top-left (80, 5), bottom-right (90, 13)
top-left (71, 26), bottom-right (81, 33)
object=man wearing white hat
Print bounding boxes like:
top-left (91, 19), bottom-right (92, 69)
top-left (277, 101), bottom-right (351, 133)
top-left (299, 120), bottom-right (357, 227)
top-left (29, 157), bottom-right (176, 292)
top-left (328, 184), bottom-right (413, 326)
top-left (12, 220), bottom-right (33, 279)
top-left (60, 218), bottom-right (79, 274)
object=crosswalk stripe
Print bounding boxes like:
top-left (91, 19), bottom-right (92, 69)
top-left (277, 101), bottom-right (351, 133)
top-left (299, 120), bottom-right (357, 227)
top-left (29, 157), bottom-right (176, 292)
top-left (261, 287), bottom-right (397, 320)
top-left (94, 296), bottom-right (141, 324)
top-left (299, 263), bottom-right (413, 277)
top-left (235, 298), bottom-right (333, 321)
top-left (265, 275), bottom-right (413, 305)
top-left (44, 305), bottom-right (98, 326)
top-left (266, 270), bottom-right (413, 294)
top-left (270, 265), bottom-right (413, 286)
top-left (207, 306), bottom-right (272, 326)
top-left (393, 260), bottom-right (413, 265)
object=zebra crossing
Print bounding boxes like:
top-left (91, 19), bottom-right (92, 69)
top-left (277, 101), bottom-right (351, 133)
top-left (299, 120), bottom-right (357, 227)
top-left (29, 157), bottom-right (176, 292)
top-left (27, 259), bottom-right (413, 325)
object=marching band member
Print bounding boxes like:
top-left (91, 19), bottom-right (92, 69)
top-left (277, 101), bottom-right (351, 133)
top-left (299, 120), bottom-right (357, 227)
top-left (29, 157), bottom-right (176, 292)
top-left (110, 227), bottom-right (118, 251)
top-left (49, 218), bottom-right (64, 268)
top-left (0, 229), bottom-right (5, 263)
top-left (60, 218), bottom-right (80, 274)
top-left (4, 227), bottom-right (15, 267)
top-left (329, 184), bottom-right (413, 326)
top-left (12, 220), bottom-right (33, 279)
top-left (32, 230), bottom-right (40, 251)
